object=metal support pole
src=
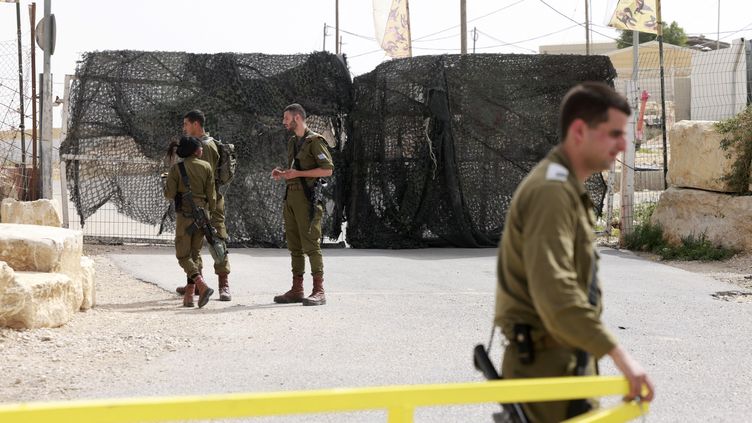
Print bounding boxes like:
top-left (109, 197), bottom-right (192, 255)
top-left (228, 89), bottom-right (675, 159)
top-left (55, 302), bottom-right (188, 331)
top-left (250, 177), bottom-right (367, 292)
top-left (335, 0), bottom-right (339, 55)
top-left (460, 0), bottom-right (467, 54)
top-left (29, 2), bottom-right (38, 200)
top-left (656, 0), bottom-right (668, 189)
top-left (15, 0), bottom-right (27, 199)
top-left (40, 0), bottom-right (53, 199)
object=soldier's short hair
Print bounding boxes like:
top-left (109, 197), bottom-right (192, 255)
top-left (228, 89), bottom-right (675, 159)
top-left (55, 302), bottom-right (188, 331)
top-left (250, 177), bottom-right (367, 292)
top-left (284, 103), bottom-right (306, 120)
top-left (559, 82), bottom-right (631, 141)
top-left (183, 110), bottom-right (206, 127)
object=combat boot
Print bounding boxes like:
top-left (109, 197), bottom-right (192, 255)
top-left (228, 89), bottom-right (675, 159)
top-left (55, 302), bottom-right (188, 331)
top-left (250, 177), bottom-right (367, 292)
top-left (192, 274), bottom-right (214, 308)
top-left (302, 275), bottom-right (326, 306)
top-left (218, 273), bottom-right (231, 301)
top-left (273, 275), bottom-right (305, 303)
top-left (182, 283), bottom-right (195, 307)
top-left (176, 276), bottom-right (200, 296)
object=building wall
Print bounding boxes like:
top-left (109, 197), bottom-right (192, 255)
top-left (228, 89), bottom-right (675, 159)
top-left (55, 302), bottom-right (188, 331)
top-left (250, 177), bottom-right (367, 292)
top-left (691, 39), bottom-right (748, 120)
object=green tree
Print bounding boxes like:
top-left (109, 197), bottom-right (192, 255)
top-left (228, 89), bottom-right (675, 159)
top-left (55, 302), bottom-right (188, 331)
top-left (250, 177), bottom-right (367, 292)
top-left (616, 21), bottom-right (688, 49)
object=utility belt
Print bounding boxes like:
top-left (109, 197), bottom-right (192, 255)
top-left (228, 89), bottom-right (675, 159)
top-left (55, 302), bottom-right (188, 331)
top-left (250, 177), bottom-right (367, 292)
top-left (511, 324), bottom-right (566, 365)
top-left (511, 323), bottom-right (594, 417)
top-left (285, 183), bottom-right (306, 191)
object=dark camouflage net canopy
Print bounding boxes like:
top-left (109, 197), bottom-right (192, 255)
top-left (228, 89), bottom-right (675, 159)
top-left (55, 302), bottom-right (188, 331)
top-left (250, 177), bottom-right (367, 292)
top-left (62, 51), bottom-right (615, 248)
top-left (340, 54), bottom-right (615, 248)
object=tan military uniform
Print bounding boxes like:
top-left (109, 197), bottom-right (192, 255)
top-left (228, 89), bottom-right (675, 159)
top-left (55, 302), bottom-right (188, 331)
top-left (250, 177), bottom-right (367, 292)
top-left (164, 156), bottom-right (216, 278)
top-left (495, 146), bottom-right (618, 422)
top-left (285, 129), bottom-right (333, 276)
top-left (199, 133), bottom-right (230, 274)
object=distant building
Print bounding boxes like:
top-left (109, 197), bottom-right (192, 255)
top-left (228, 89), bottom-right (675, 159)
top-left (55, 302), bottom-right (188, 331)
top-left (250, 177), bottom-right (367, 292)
top-left (538, 42), bottom-right (617, 55)
top-left (686, 35), bottom-right (730, 51)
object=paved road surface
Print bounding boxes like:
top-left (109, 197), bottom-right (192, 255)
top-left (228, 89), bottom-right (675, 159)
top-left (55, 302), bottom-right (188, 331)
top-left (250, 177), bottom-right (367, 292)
top-left (98, 247), bottom-right (752, 422)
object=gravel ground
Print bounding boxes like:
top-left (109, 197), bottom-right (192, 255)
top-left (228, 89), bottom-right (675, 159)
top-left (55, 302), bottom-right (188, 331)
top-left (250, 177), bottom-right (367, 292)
top-left (0, 245), bottom-right (194, 402)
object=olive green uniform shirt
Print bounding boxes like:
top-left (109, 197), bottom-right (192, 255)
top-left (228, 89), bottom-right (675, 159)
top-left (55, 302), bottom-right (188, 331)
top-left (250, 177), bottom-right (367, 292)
top-left (495, 146), bottom-right (617, 359)
top-left (164, 156), bottom-right (216, 214)
top-left (286, 129), bottom-right (334, 187)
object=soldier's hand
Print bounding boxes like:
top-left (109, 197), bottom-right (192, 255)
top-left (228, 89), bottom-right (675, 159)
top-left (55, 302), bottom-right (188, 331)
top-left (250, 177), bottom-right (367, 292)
top-left (608, 345), bottom-right (655, 402)
top-left (271, 167), bottom-right (283, 180)
top-left (282, 169), bottom-right (298, 180)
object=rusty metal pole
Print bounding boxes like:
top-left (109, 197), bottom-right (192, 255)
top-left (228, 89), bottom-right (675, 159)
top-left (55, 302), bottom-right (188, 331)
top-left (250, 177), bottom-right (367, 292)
top-left (29, 2), bottom-right (38, 200)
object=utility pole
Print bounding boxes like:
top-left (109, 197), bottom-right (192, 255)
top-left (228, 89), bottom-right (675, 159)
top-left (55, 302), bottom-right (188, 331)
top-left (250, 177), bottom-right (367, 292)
top-left (323, 22), bottom-right (327, 51)
top-left (335, 0), bottom-right (340, 55)
top-left (717, 0), bottom-right (720, 50)
top-left (472, 26), bottom-right (478, 54)
top-left (584, 0), bottom-right (590, 55)
top-left (460, 0), bottom-right (467, 54)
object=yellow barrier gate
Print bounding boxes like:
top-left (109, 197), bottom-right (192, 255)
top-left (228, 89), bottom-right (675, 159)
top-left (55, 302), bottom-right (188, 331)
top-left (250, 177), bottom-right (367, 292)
top-left (0, 376), bottom-right (648, 423)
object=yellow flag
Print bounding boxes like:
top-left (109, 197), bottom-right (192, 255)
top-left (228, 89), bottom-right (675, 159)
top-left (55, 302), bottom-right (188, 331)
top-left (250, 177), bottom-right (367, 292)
top-left (373, 0), bottom-right (412, 58)
top-left (608, 0), bottom-right (658, 34)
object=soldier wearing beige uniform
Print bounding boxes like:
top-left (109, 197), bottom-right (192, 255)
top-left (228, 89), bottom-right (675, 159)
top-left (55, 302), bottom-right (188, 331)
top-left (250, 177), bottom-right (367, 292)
top-left (495, 82), bottom-right (655, 422)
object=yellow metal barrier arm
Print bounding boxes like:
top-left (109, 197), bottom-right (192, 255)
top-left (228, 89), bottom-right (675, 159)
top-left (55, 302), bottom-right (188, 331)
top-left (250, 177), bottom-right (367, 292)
top-left (564, 401), bottom-right (650, 423)
top-left (0, 376), bottom-right (647, 423)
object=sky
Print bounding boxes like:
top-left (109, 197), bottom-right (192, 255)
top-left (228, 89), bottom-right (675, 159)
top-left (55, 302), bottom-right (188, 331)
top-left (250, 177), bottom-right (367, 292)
top-left (1, 0), bottom-right (751, 102)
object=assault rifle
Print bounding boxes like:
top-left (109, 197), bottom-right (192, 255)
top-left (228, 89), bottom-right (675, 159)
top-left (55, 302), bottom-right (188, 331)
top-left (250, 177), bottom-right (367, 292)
top-left (177, 163), bottom-right (227, 264)
top-left (474, 330), bottom-right (529, 423)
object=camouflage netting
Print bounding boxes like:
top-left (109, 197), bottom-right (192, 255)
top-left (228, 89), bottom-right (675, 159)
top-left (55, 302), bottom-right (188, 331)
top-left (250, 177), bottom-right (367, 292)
top-left (340, 54), bottom-right (615, 248)
top-left (63, 51), bottom-right (615, 248)
top-left (62, 50), bottom-right (352, 247)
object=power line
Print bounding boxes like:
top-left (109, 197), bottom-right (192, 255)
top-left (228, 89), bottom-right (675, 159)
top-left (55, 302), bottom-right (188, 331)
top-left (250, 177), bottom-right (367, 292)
top-left (326, 25), bottom-right (376, 42)
top-left (474, 29), bottom-right (537, 53)
top-left (413, 0), bottom-right (528, 41)
top-left (537, 0), bottom-right (622, 44)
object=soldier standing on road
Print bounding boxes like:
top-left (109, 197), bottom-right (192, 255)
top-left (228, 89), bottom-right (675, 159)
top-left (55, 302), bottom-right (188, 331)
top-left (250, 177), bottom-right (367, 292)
top-left (495, 82), bottom-right (655, 422)
top-left (271, 103), bottom-right (333, 306)
top-left (176, 110), bottom-right (233, 301)
top-left (164, 136), bottom-right (215, 308)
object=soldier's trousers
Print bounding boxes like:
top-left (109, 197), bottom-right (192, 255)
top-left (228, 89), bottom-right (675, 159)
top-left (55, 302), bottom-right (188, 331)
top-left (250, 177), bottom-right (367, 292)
top-left (284, 187), bottom-right (323, 276)
top-left (502, 344), bottom-right (598, 423)
top-left (209, 192), bottom-right (230, 275)
top-left (175, 214), bottom-right (204, 278)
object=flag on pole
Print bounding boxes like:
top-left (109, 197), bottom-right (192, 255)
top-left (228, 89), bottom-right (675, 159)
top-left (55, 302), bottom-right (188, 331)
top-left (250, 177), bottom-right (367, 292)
top-left (373, 0), bottom-right (412, 58)
top-left (608, 0), bottom-right (658, 34)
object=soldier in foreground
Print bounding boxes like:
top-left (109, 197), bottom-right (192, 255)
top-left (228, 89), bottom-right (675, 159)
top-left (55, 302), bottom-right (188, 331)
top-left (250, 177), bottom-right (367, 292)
top-left (271, 104), bottom-right (333, 306)
top-left (495, 82), bottom-right (655, 422)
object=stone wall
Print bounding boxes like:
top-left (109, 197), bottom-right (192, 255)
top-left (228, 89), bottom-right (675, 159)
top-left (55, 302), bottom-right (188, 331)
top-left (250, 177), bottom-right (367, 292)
top-left (652, 187), bottom-right (752, 251)
top-left (0, 223), bottom-right (95, 329)
top-left (667, 120), bottom-right (752, 193)
top-left (1, 198), bottom-right (63, 227)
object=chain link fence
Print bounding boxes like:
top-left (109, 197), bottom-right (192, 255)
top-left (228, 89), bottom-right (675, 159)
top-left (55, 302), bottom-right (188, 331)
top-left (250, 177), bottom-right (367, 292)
top-left (0, 35), bottom-right (35, 202)
top-left (606, 38), bottom-right (751, 240)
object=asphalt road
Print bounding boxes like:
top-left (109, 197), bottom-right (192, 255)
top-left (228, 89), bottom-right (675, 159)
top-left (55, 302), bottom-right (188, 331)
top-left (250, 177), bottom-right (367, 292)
top-left (99, 247), bottom-right (752, 422)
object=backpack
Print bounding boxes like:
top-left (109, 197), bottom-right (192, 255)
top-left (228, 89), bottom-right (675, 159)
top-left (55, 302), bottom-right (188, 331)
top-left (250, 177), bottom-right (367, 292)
top-left (214, 138), bottom-right (236, 186)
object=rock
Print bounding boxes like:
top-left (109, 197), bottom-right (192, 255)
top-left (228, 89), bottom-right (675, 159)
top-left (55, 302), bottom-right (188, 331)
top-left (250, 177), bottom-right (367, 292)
top-left (1, 198), bottom-right (62, 227)
top-left (667, 120), bottom-right (752, 193)
top-left (652, 187), bottom-right (752, 251)
top-left (78, 256), bottom-right (96, 310)
top-left (0, 223), bottom-right (82, 275)
top-left (0, 263), bottom-right (78, 329)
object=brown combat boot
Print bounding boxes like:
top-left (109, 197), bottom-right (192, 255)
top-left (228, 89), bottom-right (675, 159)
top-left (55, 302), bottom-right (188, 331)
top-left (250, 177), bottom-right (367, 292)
top-left (183, 283), bottom-right (195, 307)
top-left (193, 274), bottom-right (214, 308)
top-left (273, 275), bottom-right (305, 303)
top-left (218, 273), bottom-right (231, 301)
top-left (302, 275), bottom-right (326, 306)
top-left (176, 276), bottom-right (199, 296)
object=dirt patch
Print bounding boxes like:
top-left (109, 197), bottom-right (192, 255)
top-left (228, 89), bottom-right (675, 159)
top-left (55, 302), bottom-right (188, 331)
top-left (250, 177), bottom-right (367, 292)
top-left (0, 244), bottom-right (189, 402)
